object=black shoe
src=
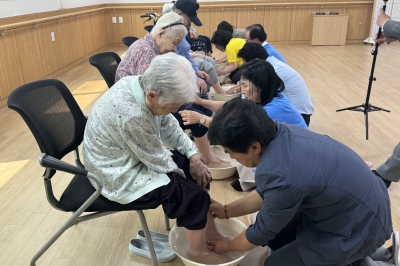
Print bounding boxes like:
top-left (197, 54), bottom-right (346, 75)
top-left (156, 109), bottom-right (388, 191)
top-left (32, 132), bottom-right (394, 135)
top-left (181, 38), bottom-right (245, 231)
top-left (231, 180), bottom-right (243, 191)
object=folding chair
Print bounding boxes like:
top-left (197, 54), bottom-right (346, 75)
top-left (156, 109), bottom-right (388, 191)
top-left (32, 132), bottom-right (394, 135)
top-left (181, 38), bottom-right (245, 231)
top-left (7, 79), bottom-right (170, 266)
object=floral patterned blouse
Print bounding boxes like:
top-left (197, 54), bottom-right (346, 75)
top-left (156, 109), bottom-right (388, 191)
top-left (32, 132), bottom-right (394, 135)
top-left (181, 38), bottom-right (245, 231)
top-left (115, 34), bottom-right (159, 83)
top-left (83, 76), bottom-right (197, 204)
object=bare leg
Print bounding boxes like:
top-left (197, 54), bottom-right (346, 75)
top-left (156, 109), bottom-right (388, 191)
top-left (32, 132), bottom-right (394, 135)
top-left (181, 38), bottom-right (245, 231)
top-left (204, 210), bottom-right (230, 241)
top-left (194, 134), bottom-right (228, 166)
top-left (185, 210), bottom-right (231, 264)
top-left (212, 82), bottom-right (226, 94)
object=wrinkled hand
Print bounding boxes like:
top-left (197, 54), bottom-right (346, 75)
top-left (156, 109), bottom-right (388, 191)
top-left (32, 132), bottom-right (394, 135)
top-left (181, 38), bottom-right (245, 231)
top-left (189, 154), bottom-right (212, 188)
top-left (193, 94), bottom-right (203, 105)
top-left (377, 8), bottom-right (391, 28)
top-left (190, 30), bottom-right (199, 40)
top-left (206, 238), bottom-right (231, 254)
top-left (179, 110), bottom-right (202, 126)
top-left (197, 71), bottom-right (209, 82)
top-left (209, 198), bottom-right (225, 219)
top-left (197, 78), bottom-right (208, 94)
top-left (226, 84), bottom-right (241, 95)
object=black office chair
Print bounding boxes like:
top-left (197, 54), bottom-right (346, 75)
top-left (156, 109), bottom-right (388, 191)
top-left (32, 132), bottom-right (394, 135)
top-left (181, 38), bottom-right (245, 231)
top-left (144, 25), bottom-right (154, 33)
top-left (122, 36), bottom-right (138, 47)
top-left (89, 52), bottom-right (121, 88)
top-left (7, 79), bottom-right (169, 266)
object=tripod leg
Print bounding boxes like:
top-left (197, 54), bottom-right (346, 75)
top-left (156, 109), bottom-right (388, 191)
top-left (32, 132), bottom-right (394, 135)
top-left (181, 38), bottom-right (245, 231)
top-left (365, 110), bottom-right (369, 140)
top-left (336, 104), bottom-right (364, 112)
top-left (370, 105), bottom-right (391, 112)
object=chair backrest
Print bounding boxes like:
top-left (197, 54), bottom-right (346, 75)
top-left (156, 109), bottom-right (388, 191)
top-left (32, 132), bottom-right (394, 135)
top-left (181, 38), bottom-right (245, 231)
top-left (89, 52), bottom-right (121, 88)
top-left (144, 25), bottom-right (154, 33)
top-left (7, 79), bottom-right (87, 160)
top-left (122, 36), bottom-right (138, 47)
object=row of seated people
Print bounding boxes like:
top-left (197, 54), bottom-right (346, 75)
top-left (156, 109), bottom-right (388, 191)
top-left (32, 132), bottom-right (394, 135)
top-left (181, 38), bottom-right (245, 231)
top-left (84, 0), bottom-right (396, 265)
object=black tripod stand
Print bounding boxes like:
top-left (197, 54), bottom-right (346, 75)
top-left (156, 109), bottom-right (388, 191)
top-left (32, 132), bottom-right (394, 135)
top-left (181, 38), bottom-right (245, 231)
top-left (336, 0), bottom-right (390, 140)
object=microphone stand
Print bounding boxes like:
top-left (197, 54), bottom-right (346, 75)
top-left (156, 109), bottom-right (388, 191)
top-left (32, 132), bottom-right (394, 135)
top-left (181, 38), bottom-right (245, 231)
top-left (336, 0), bottom-right (390, 140)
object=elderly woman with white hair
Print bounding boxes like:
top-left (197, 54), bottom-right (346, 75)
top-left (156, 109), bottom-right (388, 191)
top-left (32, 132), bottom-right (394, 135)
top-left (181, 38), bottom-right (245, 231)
top-left (116, 12), bottom-right (187, 81)
top-left (116, 11), bottom-right (227, 168)
top-left (84, 53), bottom-right (230, 264)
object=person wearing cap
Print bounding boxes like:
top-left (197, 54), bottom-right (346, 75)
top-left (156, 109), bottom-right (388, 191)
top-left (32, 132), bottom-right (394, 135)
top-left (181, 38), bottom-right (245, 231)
top-left (160, 1), bottom-right (230, 168)
top-left (170, 0), bottom-right (210, 95)
top-left (162, 2), bottom-right (227, 95)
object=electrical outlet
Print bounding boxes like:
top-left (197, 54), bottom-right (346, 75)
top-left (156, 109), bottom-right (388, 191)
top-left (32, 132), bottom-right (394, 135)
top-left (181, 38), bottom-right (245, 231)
top-left (118, 17), bottom-right (123, 23)
top-left (51, 32), bottom-right (55, 41)
top-left (112, 17), bottom-right (117, 23)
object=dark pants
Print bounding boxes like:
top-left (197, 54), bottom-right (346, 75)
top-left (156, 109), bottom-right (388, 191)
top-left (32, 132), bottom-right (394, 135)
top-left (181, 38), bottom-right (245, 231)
top-left (135, 151), bottom-right (210, 230)
top-left (173, 103), bottom-right (213, 138)
top-left (301, 114), bottom-right (311, 127)
top-left (265, 211), bottom-right (359, 266)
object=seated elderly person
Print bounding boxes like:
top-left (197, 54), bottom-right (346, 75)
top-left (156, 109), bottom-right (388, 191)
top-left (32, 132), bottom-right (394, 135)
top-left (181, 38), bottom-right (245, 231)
top-left (162, 2), bottom-right (225, 95)
top-left (211, 29), bottom-right (246, 84)
top-left (207, 98), bottom-right (392, 266)
top-left (84, 53), bottom-right (230, 264)
top-left (115, 12), bottom-right (225, 167)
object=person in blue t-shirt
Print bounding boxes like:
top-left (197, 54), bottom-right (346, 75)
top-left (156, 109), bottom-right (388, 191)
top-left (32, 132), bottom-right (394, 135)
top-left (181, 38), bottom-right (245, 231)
top-left (245, 24), bottom-right (286, 64)
top-left (181, 60), bottom-right (306, 130)
top-left (183, 60), bottom-right (306, 191)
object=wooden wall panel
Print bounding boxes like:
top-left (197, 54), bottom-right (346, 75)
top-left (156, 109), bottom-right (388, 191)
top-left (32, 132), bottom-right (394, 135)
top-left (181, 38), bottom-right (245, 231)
top-left (80, 13), bottom-right (96, 55)
top-left (347, 5), bottom-right (373, 40)
top-left (0, 29), bottom-right (24, 100)
top-left (196, 8), bottom-right (212, 37)
top-left (319, 5), bottom-right (348, 14)
top-left (130, 9), bottom-right (162, 39)
top-left (289, 6), bottom-right (319, 41)
top-left (14, 25), bottom-right (45, 83)
top-left (210, 7), bottom-right (238, 38)
top-left (56, 18), bottom-right (75, 67)
top-left (264, 7), bottom-right (292, 41)
top-left (98, 11), bottom-right (109, 48)
top-left (90, 11), bottom-right (108, 50)
top-left (235, 7), bottom-right (265, 31)
top-left (37, 21), bottom-right (63, 76)
top-left (65, 16), bottom-right (84, 62)
top-left (107, 9), bottom-right (133, 44)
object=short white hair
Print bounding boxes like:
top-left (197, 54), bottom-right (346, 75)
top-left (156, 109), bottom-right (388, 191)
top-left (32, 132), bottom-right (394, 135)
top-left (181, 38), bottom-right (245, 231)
top-left (151, 12), bottom-right (187, 39)
top-left (162, 3), bottom-right (174, 15)
top-left (140, 53), bottom-right (197, 105)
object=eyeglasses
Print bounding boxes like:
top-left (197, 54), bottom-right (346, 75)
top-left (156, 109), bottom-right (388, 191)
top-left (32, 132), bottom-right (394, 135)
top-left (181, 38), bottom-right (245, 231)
top-left (162, 22), bottom-right (184, 30)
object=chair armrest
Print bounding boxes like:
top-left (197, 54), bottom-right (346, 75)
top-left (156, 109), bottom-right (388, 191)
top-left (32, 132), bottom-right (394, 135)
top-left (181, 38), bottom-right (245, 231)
top-left (39, 153), bottom-right (88, 176)
top-left (39, 153), bottom-right (103, 190)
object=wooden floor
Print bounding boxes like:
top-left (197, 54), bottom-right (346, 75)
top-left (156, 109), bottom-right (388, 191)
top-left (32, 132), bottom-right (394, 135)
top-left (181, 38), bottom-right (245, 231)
top-left (1, 42), bottom-right (400, 266)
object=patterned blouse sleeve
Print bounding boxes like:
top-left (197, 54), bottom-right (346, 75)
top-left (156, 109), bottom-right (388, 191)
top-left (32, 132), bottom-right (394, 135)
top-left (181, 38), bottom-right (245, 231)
top-left (120, 107), bottom-right (177, 174)
top-left (159, 114), bottom-right (198, 157)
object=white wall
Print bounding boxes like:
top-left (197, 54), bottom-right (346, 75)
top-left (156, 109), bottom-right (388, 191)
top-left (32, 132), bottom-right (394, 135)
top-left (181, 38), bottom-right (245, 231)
top-left (0, 0), bottom-right (104, 19)
top-left (106, 0), bottom-right (239, 2)
top-left (0, 0), bottom-right (239, 19)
